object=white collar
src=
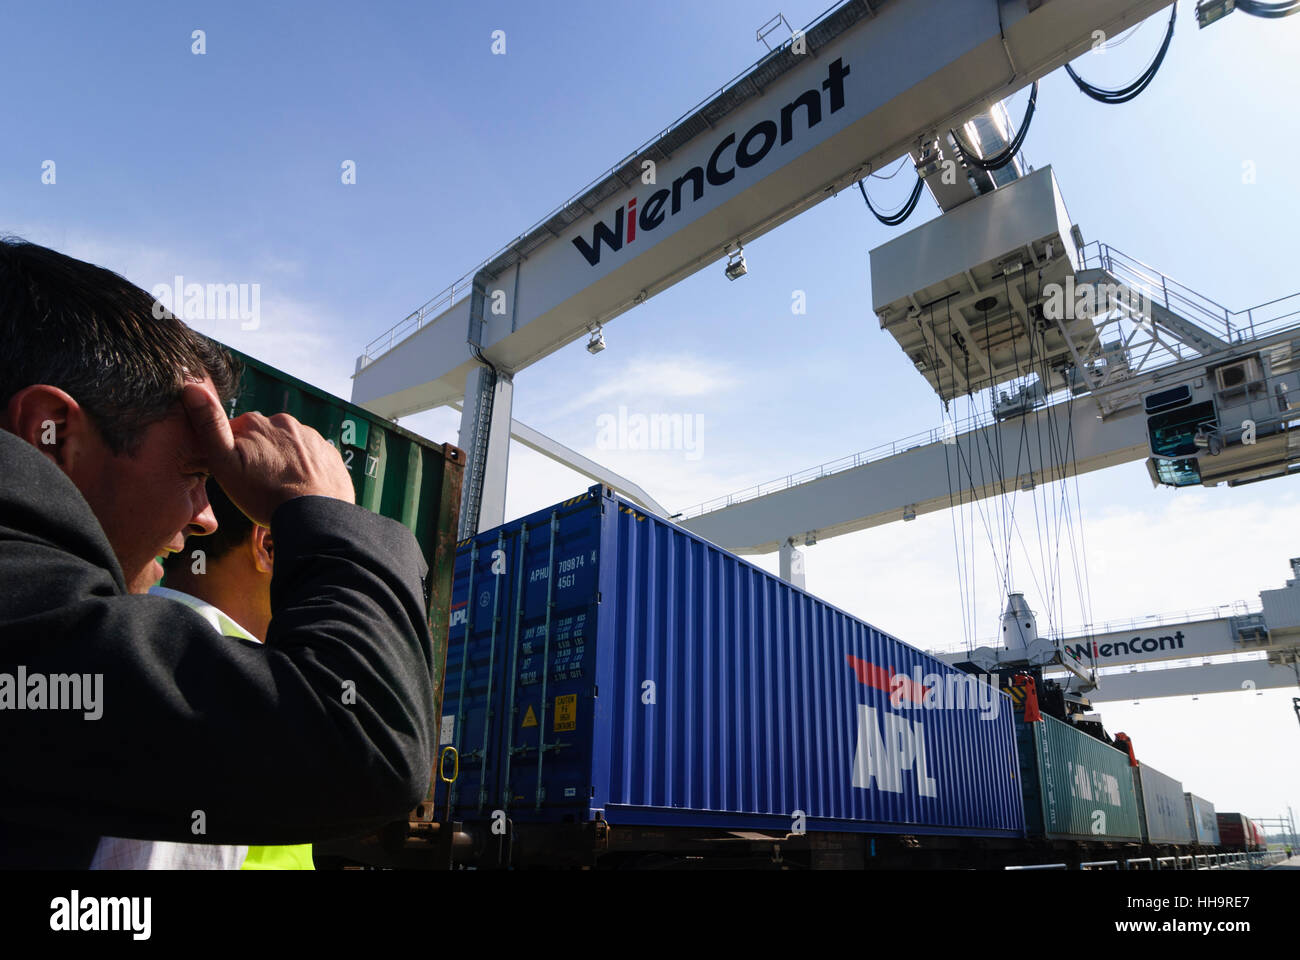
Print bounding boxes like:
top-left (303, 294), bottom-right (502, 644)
top-left (148, 586), bottom-right (262, 644)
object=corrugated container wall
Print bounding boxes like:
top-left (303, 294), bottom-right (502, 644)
top-left (1017, 713), bottom-right (1142, 842)
top-left (1184, 793), bottom-right (1220, 845)
top-left (219, 346), bottom-right (464, 741)
top-left (1135, 763), bottom-right (1192, 845)
top-left (441, 485), bottom-right (1026, 838)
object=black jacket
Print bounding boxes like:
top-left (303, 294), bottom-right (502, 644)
top-left (0, 427), bottom-right (436, 868)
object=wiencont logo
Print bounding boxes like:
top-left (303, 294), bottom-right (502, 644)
top-left (1064, 630), bottom-right (1186, 664)
top-left (0, 667), bottom-right (102, 719)
top-left (572, 58), bottom-right (852, 267)
top-left (50, 891), bottom-right (151, 940)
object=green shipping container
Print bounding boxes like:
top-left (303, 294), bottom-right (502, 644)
top-left (222, 346), bottom-right (465, 789)
top-left (1016, 714), bottom-right (1142, 842)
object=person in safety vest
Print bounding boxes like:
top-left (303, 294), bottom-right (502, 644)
top-left (92, 478), bottom-right (313, 870)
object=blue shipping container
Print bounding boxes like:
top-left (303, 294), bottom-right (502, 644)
top-left (1185, 793), bottom-right (1220, 846)
top-left (440, 485), bottom-right (1025, 839)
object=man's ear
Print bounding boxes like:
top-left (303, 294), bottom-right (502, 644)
top-left (2, 384), bottom-right (101, 473)
top-left (251, 525), bottom-right (274, 575)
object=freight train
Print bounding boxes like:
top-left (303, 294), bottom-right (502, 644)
top-left (207, 352), bottom-right (1269, 871)
top-left (380, 485), bottom-right (1274, 870)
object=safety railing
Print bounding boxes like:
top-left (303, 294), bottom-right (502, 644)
top-left (926, 600), bottom-right (1261, 657)
top-left (1051, 602), bottom-right (1258, 640)
top-left (677, 402), bottom-right (1037, 520)
top-left (1004, 862), bottom-right (1067, 870)
top-left (1005, 854), bottom-right (1268, 871)
top-left (360, 274), bottom-right (478, 367)
top-left (1080, 241), bottom-right (1300, 346)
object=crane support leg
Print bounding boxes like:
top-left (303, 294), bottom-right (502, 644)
top-left (779, 537), bottom-right (806, 590)
top-left (457, 365), bottom-right (513, 538)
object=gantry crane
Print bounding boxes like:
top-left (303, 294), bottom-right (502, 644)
top-left (351, 0), bottom-right (1299, 705)
top-left (351, 0), bottom-right (1178, 537)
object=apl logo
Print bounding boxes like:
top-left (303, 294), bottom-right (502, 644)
top-left (450, 601), bottom-right (468, 628)
top-left (847, 655), bottom-right (938, 798)
top-left (571, 58), bottom-right (852, 267)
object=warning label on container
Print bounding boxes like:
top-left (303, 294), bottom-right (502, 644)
top-left (522, 705), bottom-right (538, 728)
top-left (439, 714), bottom-right (454, 745)
top-left (554, 694), bottom-right (577, 732)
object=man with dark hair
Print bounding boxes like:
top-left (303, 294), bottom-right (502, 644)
top-left (0, 237), bottom-right (437, 867)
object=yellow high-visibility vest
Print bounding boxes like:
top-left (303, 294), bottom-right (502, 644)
top-left (151, 586), bottom-right (314, 871)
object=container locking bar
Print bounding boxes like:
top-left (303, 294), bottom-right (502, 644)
top-left (449, 540), bottom-right (477, 812)
top-left (500, 522), bottom-right (530, 810)
top-left (475, 531), bottom-right (507, 812)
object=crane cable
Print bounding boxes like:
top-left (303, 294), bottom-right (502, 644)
top-left (932, 304), bottom-right (974, 652)
top-left (1237, 0), bottom-right (1300, 18)
top-left (1065, 3), bottom-right (1177, 105)
top-left (949, 81), bottom-right (1039, 173)
top-left (1026, 263), bottom-right (1095, 655)
top-left (857, 174), bottom-right (925, 227)
top-left (942, 302), bottom-right (1018, 647)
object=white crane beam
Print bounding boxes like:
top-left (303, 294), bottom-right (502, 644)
top-left (679, 399), bottom-right (1149, 555)
top-left (352, 0), bottom-right (1172, 418)
top-left (1082, 661), bottom-right (1298, 702)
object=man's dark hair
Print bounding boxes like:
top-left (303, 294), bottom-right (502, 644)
top-left (0, 236), bottom-right (242, 455)
top-left (163, 478), bottom-right (255, 577)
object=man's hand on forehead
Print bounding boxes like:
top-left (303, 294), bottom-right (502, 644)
top-left (180, 382), bottom-right (354, 526)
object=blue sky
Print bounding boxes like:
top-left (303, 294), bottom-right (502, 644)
top-left (6, 1), bottom-right (1299, 824)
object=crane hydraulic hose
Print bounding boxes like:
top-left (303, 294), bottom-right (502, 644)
top-left (1065, 3), bottom-right (1177, 104)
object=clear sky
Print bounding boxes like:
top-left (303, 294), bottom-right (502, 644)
top-left (5, 1), bottom-right (1298, 828)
